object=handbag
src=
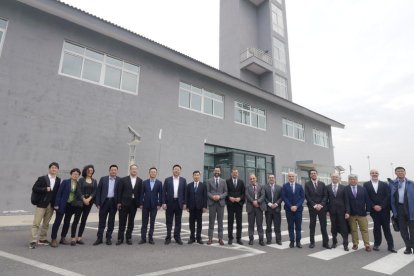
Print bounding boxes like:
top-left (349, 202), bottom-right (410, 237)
top-left (391, 216), bottom-right (399, 232)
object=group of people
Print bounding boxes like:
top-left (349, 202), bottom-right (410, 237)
top-left (30, 162), bottom-right (414, 256)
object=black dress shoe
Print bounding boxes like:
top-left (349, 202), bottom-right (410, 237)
top-left (197, 240), bottom-right (204, 245)
top-left (266, 240), bottom-right (271, 245)
top-left (276, 241), bottom-right (282, 245)
top-left (323, 244), bottom-right (331, 249)
top-left (175, 239), bottom-right (183, 245)
top-left (344, 246), bottom-right (349, 251)
top-left (164, 239), bottom-right (171, 245)
top-left (228, 239), bottom-right (233, 245)
top-left (236, 239), bottom-right (244, 245)
top-left (373, 245), bottom-right (380, 251)
top-left (404, 247), bottom-right (412, 254)
top-left (116, 240), bottom-right (123, 246)
top-left (76, 240), bottom-right (84, 245)
top-left (388, 248), bottom-right (397, 253)
top-left (138, 240), bottom-right (146, 245)
top-left (289, 241), bottom-right (294, 248)
top-left (149, 239), bottom-right (154, 245)
top-left (296, 242), bottom-right (302, 248)
top-left (106, 240), bottom-right (112, 245)
top-left (93, 239), bottom-right (103, 246)
top-left (126, 240), bottom-right (132, 245)
top-left (248, 240), bottom-right (253, 245)
top-left (259, 241), bottom-right (265, 246)
top-left (188, 239), bottom-right (195, 244)
top-left (331, 243), bottom-right (337, 249)
top-left (309, 243), bottom-right (315, 248)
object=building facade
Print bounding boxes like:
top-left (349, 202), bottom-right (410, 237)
top-left (0, 0), bottom-right (343, 213)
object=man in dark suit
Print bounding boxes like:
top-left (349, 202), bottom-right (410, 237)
top-left (305, 169), bottom-right (330, 249)
top-left (226, 168), bottom-right (245, 245)
top-left (116, 164), bottom-right (143, 245)
top-left (139, 167), bottom-right (163, 245)
top-left (162, 164), bottom-right (187, 245)
top-left (30, 162), bottom-right (61, 249)
top-left (363, 169), bottom-right (396, 253)
top-left (326, 173), bottom-right (350, 251)
top-left (246, 174), bottom-right (266, 246)
top-left (264, 174), bottom-right (282, 245)
top-left (346, 174), bottom-right (372, 252)
top-left (94, 164), bottom-right (121, 246)
top-left (282, 172), bottom-right (305, 248)
top-left (390, 167), bottom-right (414, 255)
top-left (207, 165), bottom-right (227, 245)
top-left (186, 170), bottom-right (207, 244)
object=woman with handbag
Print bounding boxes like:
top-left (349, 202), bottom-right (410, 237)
top-left (75, 165), bottom-right (98, 244)
top-left (50, 168), bottom-right (82, 247)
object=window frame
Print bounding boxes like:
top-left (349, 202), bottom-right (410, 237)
top-left (271, 3), bottom-right (285, 37)
top-left (0, 17), bottom-right (9, 57)
top-left (234, 101), bottom-right (267, 130)
top-left (274, 74), bottom-right (288, 98)
top-left (272, 37), bottom-right (287, 73)
top-left (58, 41), bottom-right (140, 95)
top-left (282, 118), bottom-right (305, 141)
top-left (313, 129), bottom-right (329, 148)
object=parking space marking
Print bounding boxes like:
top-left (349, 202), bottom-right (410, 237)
top-left (0, 250), bottom-right (85, 276)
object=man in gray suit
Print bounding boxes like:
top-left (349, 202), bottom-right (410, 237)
top-left (264, 174), bottom-right (283, 245)
top-left (207, 166), bottom-right (228, 245)
top-left (246, 174), bottom-right (266, 246)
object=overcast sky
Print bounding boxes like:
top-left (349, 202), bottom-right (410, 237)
top-left (62, 0), bottom-right (414, 181)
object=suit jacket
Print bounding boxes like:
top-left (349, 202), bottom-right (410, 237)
top-left (32, 175), bottom-right (61, 208)
top-left (264, 183), bottom-right (282, 212)
top-left (226, 178), bottom-right (245, 206)
top-left (163, 176), bottom-right (187, 209)
top-left (363, 180), bottom-right (390, 211)
top-left (117, 175), bottom-right (143, 206)
top-left (245, 184), bottom-right (266, 212)
top-left (207, 177), bottom-right (227, 207)
top-left (326, 183), bottom-right (349, 215)
top-left (54, 179), bottom-right (82, 214)
top-left (390, 178), bottom-right (414, 220)
top-left (141, 178), bottom-right (163, 209)
top-left (95, 176), bottom-right (121, 207)
top-left (282, 182), bottom-right (305, 212)
top-left (186, 181), bottom-right (207, 210)
top-left (345, 185), bottom-right (371, 216)
top-left (305, 180), bottom-right (328, 211)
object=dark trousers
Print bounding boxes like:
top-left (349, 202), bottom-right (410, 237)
top-left (247, 208), bottom-right (264, 241)
top-left (97, 198), bottom-right (117, 241)
top-left (189, 208), bottom-right (203, 241)
top-left (61, 203), bottom-right (82, 238)
top-left (227, 204), bottom-right (243, 240)
top-left (286, 210), bottom-right (302, 242)
top-left (165, 200), bottom-right (183, 240)
top-left (330, 211), bottom-right (349, 245)
top-left (397, 204), bottom-right (414, 249)
top-left (51, 211), bottom-right (65, 240)
top-left (265, 210), bottom-right (281, 242)
top-left (118, 203), bottom-right (138, 241)
top-left (141, 207), bottom-right (157, 240)
top-left (371, 209), bottom-right (394, 248)
top-left (78, 203), bottom-right (93, 237)
top-left (309, 209), bottom-right (329, 244)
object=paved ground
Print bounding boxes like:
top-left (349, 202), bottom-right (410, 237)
top-left (0, 210), bottom-right (413, 276)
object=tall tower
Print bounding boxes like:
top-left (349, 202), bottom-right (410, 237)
top-left (219, 0), bottom-right (292, 100)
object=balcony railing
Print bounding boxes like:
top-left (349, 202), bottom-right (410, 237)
top-left (240, 48), bottom-right (273, 66)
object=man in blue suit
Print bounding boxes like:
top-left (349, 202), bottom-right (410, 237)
top-left (390, 167), bottom-right (414, 254)
top-left (186, 170), bottom-right (207, 244)
top-left (162, 164), bottom-right (187, 245)
top-left (94, 164), bottom-right (121, 246)
top-left (139, 167), bottom-right (163, 245)
top-left (282, 172), bottom-right (305, 248)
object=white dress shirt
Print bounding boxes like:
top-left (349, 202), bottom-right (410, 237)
top-left (48, 174), bottom-right (56, 191)
top-left (173, 177), bottom-right (179, 198)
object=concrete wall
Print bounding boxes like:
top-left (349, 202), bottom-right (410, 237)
top-left (0, 0), bottom-right (334, 213)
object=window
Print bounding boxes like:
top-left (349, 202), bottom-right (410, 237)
top-left (59, 41), bottom-right (140, 95)
top-left (179, 82), bottom-right (224, 118)
top-left (0, 18), bottom-right (8, 56)
top-left (283, 118), bottom-right (304, 141)
top-left (318, 172), bottom-right (331, 185)
top-left (271, 3), bottom-right (284, 37)
top-left (282, 167), bottom-right (295, 183)
top-left (313, 129), bottom-right (329, 148)
top-left (234, 102), bottom-right (266, 130)
top-left (272, 38), bottom-right (286, 72)
top-left (274, 74), bottom-right (288, 98)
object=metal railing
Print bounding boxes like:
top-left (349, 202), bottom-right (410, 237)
top-left (240, 48), bottom-right (273, 66)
